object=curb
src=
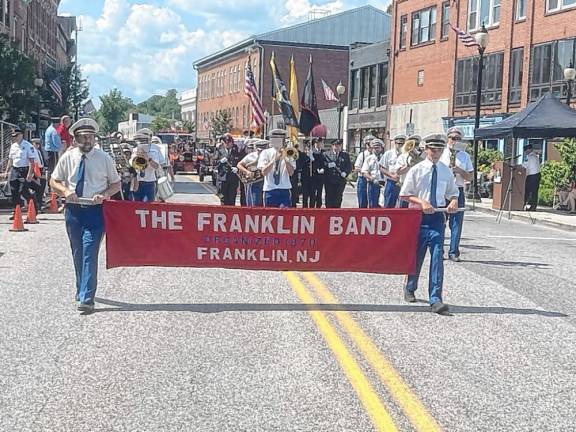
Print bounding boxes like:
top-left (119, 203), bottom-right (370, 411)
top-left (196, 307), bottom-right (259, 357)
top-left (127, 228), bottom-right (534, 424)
top-left (466, 204), bottom-right (576, 233)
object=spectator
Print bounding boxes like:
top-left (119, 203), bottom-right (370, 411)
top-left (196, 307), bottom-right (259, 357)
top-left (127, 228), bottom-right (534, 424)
top-left (558, 181), bottom-right (576, 213)
top-left (29, 138), bottom-right (47, 212)
top-left (57, 115), bottom-right (73, 150)
top-left (44, 117), bottom-right (63, 183)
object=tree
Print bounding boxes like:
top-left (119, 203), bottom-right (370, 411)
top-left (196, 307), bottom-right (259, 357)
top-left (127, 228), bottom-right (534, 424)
top-left (151, 117), bottom-right (171, 133)
top-left (137, 89), bottom-right (181, 120)
top-left (181, 120), bottom-right (195, 134)
top-left (0, 34), bottom-right (36, 123)
top-left (210, 111), bottom-right (232, 138)
top-left (42, 63), bottom-right (90, 118)
top-left (96, 89), bottom-right (135, 134)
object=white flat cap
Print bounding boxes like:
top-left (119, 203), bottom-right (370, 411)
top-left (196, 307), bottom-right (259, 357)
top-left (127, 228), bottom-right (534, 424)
top-left (70, 118), bottom-right (99, 136)
top-left (422, 133), bottom-right (447, 148)
top-left (392, 134), bottom-right (407, 141)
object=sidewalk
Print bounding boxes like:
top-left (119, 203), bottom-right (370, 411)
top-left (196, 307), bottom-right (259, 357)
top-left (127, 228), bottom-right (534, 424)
top-left (466, 198), bottom-right (576, 232)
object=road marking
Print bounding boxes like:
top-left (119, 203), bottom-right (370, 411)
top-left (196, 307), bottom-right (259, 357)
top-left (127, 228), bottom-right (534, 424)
top-left (303, 272), bottom-right (443, 432)
top-left (284, 272), bottom-right (398, 432)
top-left (486, 235), bottom-right (576, 241)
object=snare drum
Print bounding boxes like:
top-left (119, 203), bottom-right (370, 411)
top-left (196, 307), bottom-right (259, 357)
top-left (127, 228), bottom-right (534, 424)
top-left (157, 176), bottom-right (175, 201)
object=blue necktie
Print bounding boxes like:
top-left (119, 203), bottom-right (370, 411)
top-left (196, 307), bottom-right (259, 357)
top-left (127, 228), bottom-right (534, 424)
top-left (75, 155), bottom-right (86, 197)
top-left (273, 160), bottom-right (281, 185)
top-left (430, 164), bottom-right (438, 208)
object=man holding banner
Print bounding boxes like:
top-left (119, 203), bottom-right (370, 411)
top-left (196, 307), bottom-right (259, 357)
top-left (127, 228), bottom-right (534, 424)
top-left (257, 129), bottom-right (295, 207)
top-left (400, 133), bottom-right (459, 315)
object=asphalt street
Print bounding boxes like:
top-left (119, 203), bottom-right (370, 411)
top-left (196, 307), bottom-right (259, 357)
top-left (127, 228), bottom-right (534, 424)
top-left (0, 174), bottom-right (575, 431)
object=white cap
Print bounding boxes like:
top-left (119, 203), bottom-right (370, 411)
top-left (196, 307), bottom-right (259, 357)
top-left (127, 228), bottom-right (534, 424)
top-left (69, 118), bottom-right (99, 136)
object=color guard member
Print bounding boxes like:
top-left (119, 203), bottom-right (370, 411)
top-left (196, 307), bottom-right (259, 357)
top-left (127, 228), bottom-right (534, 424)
top-left (323, 140), bottom-right (352, 208)
top-left (309, 138), bottom-right (325, 208)
top-left (216, 133), bottom-right (244, 206)
top-left (399, 134), bottom-right (459, 314)
top-left (380, 134), bottom-right (405, 208)
top-left (354, 135), bottom-right (373, 208)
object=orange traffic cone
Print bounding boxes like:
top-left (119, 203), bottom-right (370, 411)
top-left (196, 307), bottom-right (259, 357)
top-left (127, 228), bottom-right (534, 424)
top-left (9, 205), bottom-right (28, 232)
top-left (25, 199), bottom-right (39, 224)
top-left (47, 193), bottom-right (59, 214)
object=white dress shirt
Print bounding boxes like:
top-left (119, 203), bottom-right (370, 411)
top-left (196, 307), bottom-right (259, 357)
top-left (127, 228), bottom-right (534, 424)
top-left (400, 158), bottom-right (459, 209)
top-left (130, 144), bottom-right (162, 182)
top-left (440, 149), bottom-right (474, 188)
top-left (9, 140), bottom-right (35, 168)
top-left (52, 147), bottom-right (121, 199)
top-left (380, 148), bottom-right (402, 175)
top-left (257, 148), bottom-right (296, 191)
top-left (239, 152), bottom-right (259, 171)
top-left (523, 152), bottom-right (541, 176)
top-left (361, 153), bottom-right (383, 180)
top-left (354, 150), bottom-right (371, 170)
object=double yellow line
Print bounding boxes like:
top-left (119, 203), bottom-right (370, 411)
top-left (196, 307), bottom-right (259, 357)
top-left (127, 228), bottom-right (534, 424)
top-left (284, 272), bottom-right (442, 432)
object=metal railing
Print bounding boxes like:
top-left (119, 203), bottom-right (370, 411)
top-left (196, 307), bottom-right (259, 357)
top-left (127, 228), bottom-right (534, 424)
top-left (1, 120), bottom-right (17, 173)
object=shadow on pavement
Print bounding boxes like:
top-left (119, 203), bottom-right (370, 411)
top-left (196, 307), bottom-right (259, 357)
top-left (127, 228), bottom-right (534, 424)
top-left (460, 260), bottom-right (550, 268)
top-left (94, 297), bottom-right (567, 317)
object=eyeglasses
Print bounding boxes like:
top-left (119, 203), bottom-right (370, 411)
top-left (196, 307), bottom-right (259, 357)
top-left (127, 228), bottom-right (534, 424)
top-left (448, 135), bottom-right (461, 140)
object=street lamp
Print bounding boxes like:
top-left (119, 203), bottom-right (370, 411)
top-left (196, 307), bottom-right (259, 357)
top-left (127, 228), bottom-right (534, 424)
top-left (34, 78), bottom-right (44, 137)
top-left (471, 24), bottom-right (489, 205)
top-left (564, 62), bottom-right (576, 105)
top-left (336, 81), bottom-right (346, 141)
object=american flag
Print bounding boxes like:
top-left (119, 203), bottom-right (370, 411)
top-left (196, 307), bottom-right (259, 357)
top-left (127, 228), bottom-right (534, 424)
top-left (449, 23), bottom-right (479, 48)
top-left (321, 78), bottom-right (339, 102)
top-left (244, 61), bottom-right (265, 128)
top-left (49, 78), bottom-right (63, 104)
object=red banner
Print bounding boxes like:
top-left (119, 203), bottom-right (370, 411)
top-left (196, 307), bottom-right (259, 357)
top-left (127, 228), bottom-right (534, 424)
top-left (103, 201), bottom-right (422, 274)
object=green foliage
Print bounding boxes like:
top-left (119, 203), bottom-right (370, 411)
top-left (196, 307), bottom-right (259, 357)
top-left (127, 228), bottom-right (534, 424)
top-left (554, 138), bottom-right (576, 174)
top-left (42, 63), bottom-right (89, 117)
top-left (137, 89), bottom-right (181, 120)
top-left (181, 120), bottom-right (195, 133)
top-left (210, 111), bottom-right (232, 138)
top-left (151, 117), bottom-right (171, 133)
top-left (0, 34), bottom-right (36, 123)
top-left (477, 148), bottom-right (503, 174)
top-left (539, 160), bottom-right (572, 206)
top-left (96, 88), bottom-right (135, 134)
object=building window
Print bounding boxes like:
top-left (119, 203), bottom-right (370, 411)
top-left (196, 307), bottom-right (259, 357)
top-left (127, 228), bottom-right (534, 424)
top-left (377, 63), bottom-right (388, 107)
top-left (350, 69), bottom-right (359, 109)
top-left (411, 7), bottom-right (437, 46)
top-left (509, 47), bottom-right (523, 104)
top-left (468, 0), bottom-right (500, 31)
top-left (361, 67), bottom-right (370, 108)
top-left (369, 65), bottom-right (377, 107)
top-left (516, 0), bottom-right (526, 19)
top-left (454, 52), bottom-right (504, 107)
top-left (441, 2), bottom-right (450, 39)
top-left (547, 0), bottom-right (576, 12)
top-left (530, 39), bottom-right (576, 101)
top-left (399, 15), bottom-right (408, 49)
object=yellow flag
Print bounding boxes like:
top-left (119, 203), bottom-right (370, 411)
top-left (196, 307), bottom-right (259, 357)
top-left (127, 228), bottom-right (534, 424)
top-left (289, 55), bottom-right (300, 143)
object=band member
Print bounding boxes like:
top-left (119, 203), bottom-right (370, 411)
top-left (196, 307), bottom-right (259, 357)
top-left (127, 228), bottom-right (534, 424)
top-left (237, 139), bottom-right (268, 207)
top-left (216, 133), bottom-right (244, 206)
top-left (129, 131), bottom-right (161, 202)
top-left (323, 140), bottom-right (352, 208)
top-left (440, 127), bottom-right (473, 262)
top-left (380, 134), bottom-right (405, 208)
top-left (309, 137), bottom-right (325, 208)
top-left (523, 144), bottom-right (541, 211)
top-left (399, 134), bottom-right (459, 314)
top-left (2, 128), bottom-right (35, 213)
top-left (361, 138), bottom-right (384, 208)
top-left (394, 138), bottom-right (424, 208)
top-left (257, 129), bottom-right (295, 208)
top-left (50, 118), bottom-right (121, 313)
top-left (355, 135), bottom-right (373, 208)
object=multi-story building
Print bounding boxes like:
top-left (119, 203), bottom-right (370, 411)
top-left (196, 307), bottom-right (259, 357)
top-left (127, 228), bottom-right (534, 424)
top-left (194, 6), bottom-right (391, 146)
top-left (118, 113), bottom-right (154, 140)
top-left (178, 88), bottom-right (197, 124)
top-left (389, 0), bottom-right (576, 159)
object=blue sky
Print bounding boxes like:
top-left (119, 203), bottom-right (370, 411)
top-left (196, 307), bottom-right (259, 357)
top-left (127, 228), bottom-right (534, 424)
top-left (58, 0), bottom-right (390, 104)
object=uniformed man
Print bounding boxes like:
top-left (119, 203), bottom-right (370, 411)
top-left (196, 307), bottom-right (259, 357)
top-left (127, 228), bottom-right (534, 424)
top-left (399, 133), bottom-right (459, 314)
top-left (215, 133), bottom-right (244, 206)
top-left (237, 139), bottom-right (268, 207)
top-left (309, 138), bottom-right (325, 208)
top-left (2, 128), bottom-right (35, 213)
top-left (380, 134), bottom-right (405, 208)
top-left (129, 130), bottom-right (162, 202)
top-left (257, 129), bottom-right (295, 207)
top-left (300, 140), bottom-right (314, 208)
top-left (49, 118), bottom-right (121, 313)
top-left (523, 144), bottom-right (541, 211)
top-left (292, 145), bottom-right (311, 207)
top-left (360, 138), bottom-right (384, 208)
top-left (354, 135), bottom-right (373, 208)
top-left (440, 127), bottom-right (473, 262)
top-left (323, 140), bottom-right (352, 208)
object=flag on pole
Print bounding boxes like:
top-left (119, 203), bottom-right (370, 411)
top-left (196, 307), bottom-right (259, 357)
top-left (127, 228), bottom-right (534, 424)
top-left (288, 55), bottom-right (301, 143)
top-left (244, 59), bottom-right (265, 129)
top-left (49, 78), bottom-right (63, 104)
top-left (449, 23), bottom-right (479, 48)
top-left (82, 99), bottom-right (96, 115)
top-left (269, 52), bottom-right (298, 128)
top-left (321, 78), bottom-right (339, 102)
top-left (299, 55), bottom-right (321, 135)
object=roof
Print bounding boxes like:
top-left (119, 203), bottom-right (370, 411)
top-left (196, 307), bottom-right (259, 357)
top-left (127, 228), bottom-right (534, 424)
top-left (194, 5), bottom-right (390, 68)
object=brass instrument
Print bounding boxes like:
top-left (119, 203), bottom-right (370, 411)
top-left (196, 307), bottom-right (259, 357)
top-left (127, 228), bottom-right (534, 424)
top-left (283, 146), bottom-right (299, 162)
top-left (397, 139), bottom-right (423, 187)
top-left (132, 155), bottom-right (148, 171)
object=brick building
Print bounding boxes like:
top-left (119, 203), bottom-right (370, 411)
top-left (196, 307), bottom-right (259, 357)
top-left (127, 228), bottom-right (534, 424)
top-left (389, 0), bottom-right (576, 159)
top-left (193, 6), bottom-right (390, 144)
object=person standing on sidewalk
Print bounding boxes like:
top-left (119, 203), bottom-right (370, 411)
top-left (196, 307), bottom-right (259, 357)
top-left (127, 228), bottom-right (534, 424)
top-left (44, 117), bottom-right (64, 183)
top-left (50, 118), bottom-right (121, 313)
top-left (2, 128), bottom-right (35, 213)
top-left (523, 144), bottom-right (541, 211)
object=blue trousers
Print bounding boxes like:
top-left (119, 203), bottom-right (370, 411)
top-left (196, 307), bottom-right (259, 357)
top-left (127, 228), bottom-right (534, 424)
top-left (448, 187), bottom-right (466, 257)
top-left (367, 182), bottom-right (381, 208)
top-left (383, 180), bottom-right (400, 208)
top-left (264, 189), bottom-right (291, 208)
top-left (65, 205), bottom-right (105, 305)
top-left (405, 213), bottom-right (446, 305)
top-left (245, 181), bottom-right (264, 207)
top-left (133, 181), bottom-right (156, 202)
top-left (357, 176), bottom-right (368, 208)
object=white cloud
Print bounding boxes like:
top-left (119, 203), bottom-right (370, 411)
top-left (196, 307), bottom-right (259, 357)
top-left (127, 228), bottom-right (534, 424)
top-left (82, 63), bottom-right (107, 75)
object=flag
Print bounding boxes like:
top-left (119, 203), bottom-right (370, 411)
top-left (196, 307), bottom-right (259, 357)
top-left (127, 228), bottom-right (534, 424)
top-left (321, 79), bottom-right (339, 102)
top-left (49, 78), bottom-right (63, 104)
top-left (288, 55), bottom-right (301, 143)
top-left (449, 23), bottom-right (479, 48)
top-left (299, 55), bottom-right (321, 136)
top-left (82, 99), bottom-right (96, 115)
top-left (269, 52), bottom-right (298, 128)
top-left (244, 60), bottom-right (265, 129)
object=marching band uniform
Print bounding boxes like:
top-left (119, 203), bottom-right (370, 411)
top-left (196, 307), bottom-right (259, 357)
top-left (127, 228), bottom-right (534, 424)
top-left (441, 127), bottom-right (473, 262)
top-left (130, 131), bottom-right (162, 202)
top-left (4, 128), bottom-right (35, 211)
top-left (237, 139), bottom-right (267, 207)
top-left (216, 133), bottom-right (244, 206)
top-left (323, 141), bottom-right (352, 209)
top-left (394, 135), bottom-right (423, 208)
top-left (400, 134), bottom-right (459, 314)
top-left (380, 134), bottom-right (405, 208)
top-left (309, 138), bottom-right (325, 208)
top-left (257, 129), bottom-right (295, 208)
top-left (50, 118), bottom-right (121, 313)
top-left (361, 139), bottom-right (384, 208)
top-left (355, 135), bottom-right (373, 208)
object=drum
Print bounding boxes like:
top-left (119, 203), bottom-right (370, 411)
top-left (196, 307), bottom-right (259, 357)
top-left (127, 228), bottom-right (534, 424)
top-left (157, 176), bottom-right (174, 201)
